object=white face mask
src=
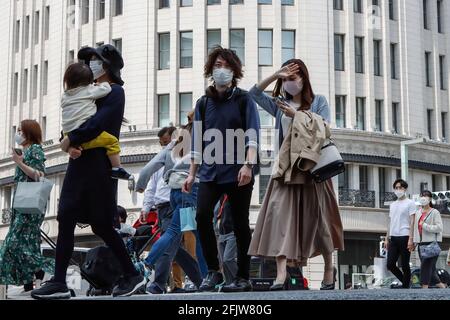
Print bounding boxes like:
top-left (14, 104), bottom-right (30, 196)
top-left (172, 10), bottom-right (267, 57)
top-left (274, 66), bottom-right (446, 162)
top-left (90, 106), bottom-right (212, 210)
top-left (394, 190), bottom-right (405, 199)
top-left (213, 68), bottom-right (234, 86)
top-left (15, 132), bottom-right (25, 146)
top-left (419, 197), bottom-right (431, 206)
top-left (89, 60), bottom-right (106, 80)
top-left (283, 79), bottom-right (303, 96)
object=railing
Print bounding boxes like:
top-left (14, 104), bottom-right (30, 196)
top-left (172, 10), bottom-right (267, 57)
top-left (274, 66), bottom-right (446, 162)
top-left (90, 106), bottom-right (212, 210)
top-left (1, 208), bottom-right (13, 225)
top-left (379, 192), bottom-right (397, 209)
top-left (338, 189), bottom-right (376, 208)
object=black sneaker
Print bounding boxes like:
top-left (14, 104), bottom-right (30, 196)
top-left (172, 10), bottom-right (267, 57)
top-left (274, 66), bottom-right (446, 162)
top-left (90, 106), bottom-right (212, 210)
top-left (111, 167), bottom-right (132, 180)
top-left (199, 271), bottom-right (223, 292)
top-left (31, 278), bottom-right (71, 300)
top-left (222, 278), bottom-right (253, 293)
top-left (112, 274), bottom-right (146, 297)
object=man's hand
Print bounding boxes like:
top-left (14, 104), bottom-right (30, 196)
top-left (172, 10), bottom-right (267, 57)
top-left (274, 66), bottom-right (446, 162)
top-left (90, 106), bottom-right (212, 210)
top-left (68, 147), bottom-right (83, 160)
top-left (60, 136), bottom-right (71, 153)
top-left (182, 175), bottom-right (195, 193)
top-left (407, 238), bottom-right (415, 252)
top-left (238, 165), bottom-right (253, 187)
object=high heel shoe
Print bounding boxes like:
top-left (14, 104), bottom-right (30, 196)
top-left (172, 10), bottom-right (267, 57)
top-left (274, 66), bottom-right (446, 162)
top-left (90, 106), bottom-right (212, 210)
top-left (269, 276), bottom-right (291, 291)
top-left (320, 267), bottom-right (337, 291)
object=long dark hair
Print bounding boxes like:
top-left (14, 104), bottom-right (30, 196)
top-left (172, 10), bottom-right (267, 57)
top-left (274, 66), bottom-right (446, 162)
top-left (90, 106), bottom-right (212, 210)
top-left (272, 59), bottom-right (315, 111)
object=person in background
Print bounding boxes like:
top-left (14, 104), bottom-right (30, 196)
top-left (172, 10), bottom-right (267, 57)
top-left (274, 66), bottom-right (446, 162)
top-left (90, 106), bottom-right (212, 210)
top-left (412, 190), bottom-right (447, 289)
top-left (0, 120), bottom-right (54, 296)
top-left (385, 179), bottom-right (416, 289)
top-left (116, 205), bottom-right (136, 237)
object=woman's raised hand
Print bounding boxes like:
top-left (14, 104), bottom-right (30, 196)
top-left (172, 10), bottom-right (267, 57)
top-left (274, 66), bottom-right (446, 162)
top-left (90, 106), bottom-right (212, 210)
top-left (275, 63), bottom-right (300, 79)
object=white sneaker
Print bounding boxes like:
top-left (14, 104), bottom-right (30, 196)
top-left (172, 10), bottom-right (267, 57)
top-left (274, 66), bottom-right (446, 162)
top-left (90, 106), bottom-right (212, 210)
top-left (17, 290), bottom-right (32, 297)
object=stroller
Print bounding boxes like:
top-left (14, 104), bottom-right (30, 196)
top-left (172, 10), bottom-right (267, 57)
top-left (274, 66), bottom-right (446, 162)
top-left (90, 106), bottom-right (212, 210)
top-left (40, 209), bottom-right (161, 297)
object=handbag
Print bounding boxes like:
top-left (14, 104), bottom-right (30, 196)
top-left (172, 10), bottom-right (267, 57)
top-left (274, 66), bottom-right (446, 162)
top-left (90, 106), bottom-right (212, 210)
top-left (179, 193), bottom-right (197, 232)
top-left (310, 139), bottom-right (345, 183)
top-left (12, 171), bottom-right (54, 215)
top-left (419, 210), bottom-right (441, 259)
top-left (168, 171), bottom-right (189, 189)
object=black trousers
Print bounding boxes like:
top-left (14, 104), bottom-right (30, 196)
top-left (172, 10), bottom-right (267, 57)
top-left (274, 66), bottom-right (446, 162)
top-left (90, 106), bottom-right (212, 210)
top-left (419, 244), bottom-right (442, 286)
top-left (387, 236), bottom-right (411, 288)
top-left (196, 181), bottom-right (253, 280)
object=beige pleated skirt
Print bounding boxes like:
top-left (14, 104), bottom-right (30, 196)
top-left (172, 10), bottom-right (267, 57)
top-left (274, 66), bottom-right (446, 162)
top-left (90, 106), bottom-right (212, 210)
top-left (248, 175), bottom-right (344, 266)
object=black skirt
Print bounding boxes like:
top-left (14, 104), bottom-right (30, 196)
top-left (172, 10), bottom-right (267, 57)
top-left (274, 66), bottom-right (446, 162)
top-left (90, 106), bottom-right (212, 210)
top-left (57, 148), bottom-right (117, 226)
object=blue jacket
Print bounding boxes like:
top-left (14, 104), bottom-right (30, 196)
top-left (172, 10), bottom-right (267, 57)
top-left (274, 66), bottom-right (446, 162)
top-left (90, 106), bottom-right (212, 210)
top-left (191, 87), bottom-right (261, 184)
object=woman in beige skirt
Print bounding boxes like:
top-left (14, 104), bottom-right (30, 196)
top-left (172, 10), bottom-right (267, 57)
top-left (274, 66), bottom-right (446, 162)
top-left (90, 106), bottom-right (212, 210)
top-left (248, 59), bottom-right (344, 290)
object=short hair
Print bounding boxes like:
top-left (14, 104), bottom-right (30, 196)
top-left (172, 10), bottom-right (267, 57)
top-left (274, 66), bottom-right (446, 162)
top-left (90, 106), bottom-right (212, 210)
top-left (117, 205), bottom-right (127, 222)
top-left (63, 62), bottom-right (94, 90)
top-left (204, 46), bottom-right (243, 87)
top-left (393, 179), bottom-right (408, 189)
top-left (157, 126), bottom-right (177, 138)
top-left (20, 120), bottom-right (43, 145)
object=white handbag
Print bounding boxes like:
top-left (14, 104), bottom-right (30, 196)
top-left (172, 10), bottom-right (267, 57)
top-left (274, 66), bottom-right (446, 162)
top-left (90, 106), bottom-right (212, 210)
top-left (168, 171), bottom-right (189, 189)
top-left (310, 140), bottom-right (345, 183)
top-left (13, 176), bottom-right (54, 215)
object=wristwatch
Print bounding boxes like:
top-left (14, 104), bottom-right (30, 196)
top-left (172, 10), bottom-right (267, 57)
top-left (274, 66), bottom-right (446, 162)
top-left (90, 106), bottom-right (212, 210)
top-left (244, 161), bottom-right (255, 169)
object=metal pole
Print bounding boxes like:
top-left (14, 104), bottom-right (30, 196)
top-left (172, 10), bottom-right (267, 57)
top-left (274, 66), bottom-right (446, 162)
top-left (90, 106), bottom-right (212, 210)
top-left (401, 143), bottom-right (408, 182)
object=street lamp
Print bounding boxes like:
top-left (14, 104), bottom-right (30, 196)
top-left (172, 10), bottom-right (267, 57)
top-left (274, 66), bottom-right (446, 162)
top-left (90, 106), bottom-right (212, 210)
top-left (400, 137), bottom-right (428, 182)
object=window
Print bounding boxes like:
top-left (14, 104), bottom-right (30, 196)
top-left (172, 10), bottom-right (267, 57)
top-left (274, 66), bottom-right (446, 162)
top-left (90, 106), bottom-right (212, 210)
top-left (427, 109), bottom-right (433, 139)
top-left (97, 0), bottom-right (105, 20)
top-left (438, 0), bottom-right (443, 33)
top-left (258, 30), bottom-right (273, 66)
top-left (423, 0), bottom-right (429, 29)
top-left (180, 0), bottom-right (193, 6)
top-left (334, 34), bottom-right (345, 71)
top-left (112, 38), bottom-right (122, 53)
top-left (44, 6), bottom-right (50, 40)
top-left (114, 0), bottom-right (123, 16)
top-left (389, 0), bottom-right (395, 20)
top-left (447, 176), bottom-right (450, 190)
top-left (22, 69), bottom-right (28, 103)
top-left (230, 29), bottom-right (245, 64)
top-left (158, 95), bottom-right (170, 127)
top-left (258, 0), bottom-right (272, 4)
top-left (179, 93), bottom-right (192, 125)
top-left (355, 36), bottom-right (364, 73)
top-left (230, 0), bottom-right (244, 4)
top-left (82, 0), bottom-right (89, 25)
top-left (338, 164), bottom-right (350, 190)
top-left (43, 61), bottom-right (48, 96)
top-left (159, 0), bottom-right (170, 9)
top-left (207, 0), bottom-right (221, 4)
top-left (379, 167), bottom-right (386, 197)
top-left (15, 20), bottom-right (20, 53)
top-left (374, 40), bottom-right (382, 76)
top-left (12, 72), bottom-right (18, 106)
top-left (442, 112), bottom-right (447, 140)
top-left (24, 16), bottom-right (29, 49)
top-left (335, 95), bottom-right (346, 128)
top-left (34, 11), bottom-right (40, 45)
top-left (440, 55), bottom-right (446, 90)
top-left (281, 0), bottom-right (294, 4)
top-left (359, 166), bottom-right (369, 191)
top-left (207, 29), bottom-right (221, 53)
top-left (425, 51), bottom-right (432, 87)
top-left (258, 96), bottom-right (273, 127)
top-left (390, 43), bottom-right (397, 79)
top-left (392, 102), bottom-right (399, 133)
top-left (375, 100), bottom-right (383, 131)
top-left (180, 31), bottom-right (193, 68)
top-left (334, 0), bottom-right (343, 10)
top-left (159, 33), bottom-right (170, 70)
top-left (42, 116), bottom-right (47, 141)
top-left (32, 65), bottom-right (38, 100)
top-left (282, 30), bottom-right (295, 63)
top-left (432, 174), bottom-right (437, 192)
top-left (396, 169), bottom-right (401, 179)
top-left (354, 0), bottom-right (363, 13)
top-left (69, 50), bottom-right (75, 64)
top-left (356, 97), bottom-right (365, 130)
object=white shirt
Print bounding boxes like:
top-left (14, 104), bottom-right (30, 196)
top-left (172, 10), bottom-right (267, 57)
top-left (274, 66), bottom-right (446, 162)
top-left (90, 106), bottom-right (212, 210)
top-left (119, 223), bottom-right (136, 236)
top-left (280, 101), bottom-right (299, 138)
top-left (389, 198), bottom-right (417, 237)
top-left (61, 82), bottom-right (111, 133)
top-left (142, 167), bottom-right (171, 212)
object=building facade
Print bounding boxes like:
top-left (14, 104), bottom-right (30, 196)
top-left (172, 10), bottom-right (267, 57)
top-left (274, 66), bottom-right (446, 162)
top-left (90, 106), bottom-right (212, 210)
top-left (1, 0), bottom-right (450, 289)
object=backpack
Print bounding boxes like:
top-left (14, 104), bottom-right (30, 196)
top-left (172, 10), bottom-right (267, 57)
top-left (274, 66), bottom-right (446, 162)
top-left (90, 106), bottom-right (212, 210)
top-left (81, 245), bottom-right (123, 289)
top-left (197, 89), bottom-right (260, 174)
